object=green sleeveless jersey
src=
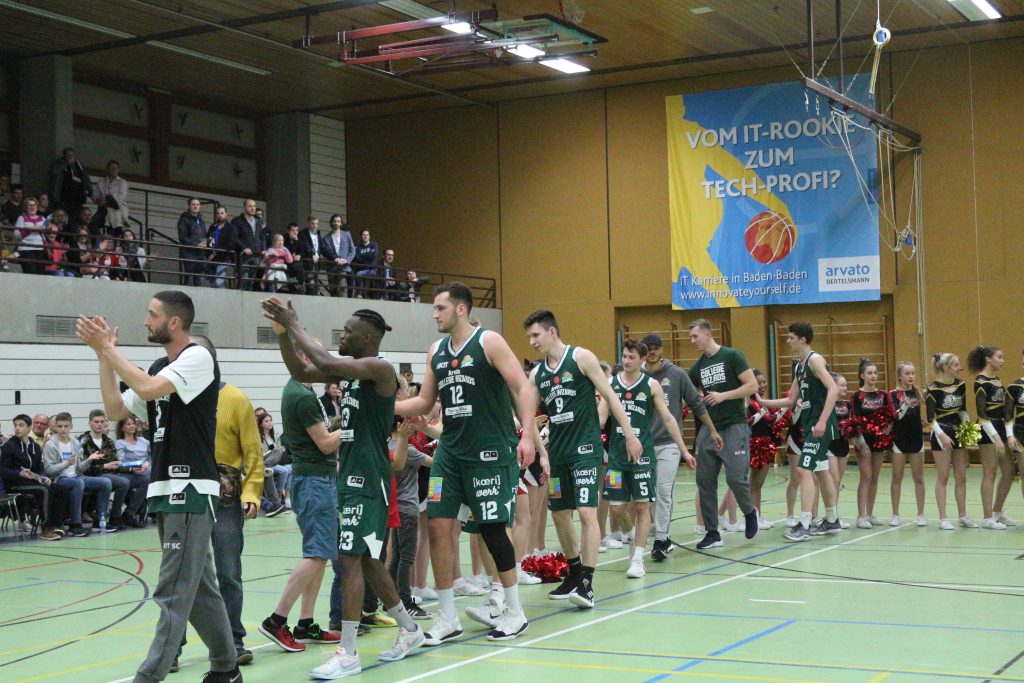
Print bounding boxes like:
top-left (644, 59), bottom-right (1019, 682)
top-left (535, 345), bottom-right (602, 465)
top-left (337, 371), bottom-right (395, 501)
top-left (432, 327), bottom-right (518, 466)
top-left (797, 351), bottom-right (838, 433)
top-left (608, 372), bottom-right (655, 470)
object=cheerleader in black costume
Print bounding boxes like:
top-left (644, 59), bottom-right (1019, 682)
top-left (927, 352), bottom-right (974, 530)
top-left (888, 361), bottom-right (927, 527)
top-left (1005, 355), bottom-right (1024, 507)
top-left (967, 346), bottom-right (1014, 529)
top-left (748, 369), bottom-right (779, 530)
top-left (852, 359), bottom-right (890, 529)
top-left (827, 372), bottom-right (851, 528)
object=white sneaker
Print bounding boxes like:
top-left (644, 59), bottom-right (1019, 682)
top-left (959, 516), bottom-right (979, 529)
top-left (867, 515), bottom-right (883, 526)
top-left (597, 542), bottom-right (608, 553)
top-left (938, 518), bottom-right (955, 530)
top-left (415, 586), bottom-right (438, 601)
top-left (889, 515), bottom-right (900, 526)
top-left (309, 647), bottom-right (361, 679)
top-left (517, 567), bottom-right (541, 585)
top-left (453, 577), bottom-right (486, 596)
top-left (488, 608), bottom-right (528, 641)
top-left (784, 517), bottom-right (797, 528)
top-left (17, 521), bottom-right (32, 533)
top-left (626, 559), bottom-right (646, 578)
top-left (378, 626), bottom-right (425, 662)
top-left (757, 516), bottom-right (774, 530)
top-left (423, 613), bottom-right (463, 646)
top-left (610, 530), bottom-right (624, 542)
top-left (465, 601), bottom-right (502, 629)
top-left (981, 517), bottom-right (1008, 530)
top-left (811, 517), bottom-right (823, 528)
top-left (996, 513), bottom-right (1017, 526)
top-left (839, 519), bottom-right (851, 529)
top-left (916, 515), bottom-right (927, 527)
top-left (856, 517), bottom-right (872, 529)
top-left (718, 515), bottom-right (732, 531)
top-left (472, 573), bottom-right (490, 589)
top-left (694, 524), bottom-right (707, 535)
top-left (601, 535), bottom-right (623, 549)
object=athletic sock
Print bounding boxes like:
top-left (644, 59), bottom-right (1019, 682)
top-left (799, 511), bottom-right (812, 529)
top-left (490, 581), bottom-right (505, 605)
top-left (504, 583), bottom-right (522, 614)
top-left (825, 507), bottom-right (838, 523)
top-left (631, 547), bottom-right (644, 562)
top-left (269, 612), bottom-right (287, 627)
top-left (297, 617), bottom-right (313, 630)
top-left (341, 620), bottom-right (359, 654)
top-left (582, 566), bottom-right (595, 587)
top-left (567, 555), bottom-right (583, 579)
top-left (386, 602), bottom-right (416, 631)
top-left (438, 587), bottom-right (456, 620)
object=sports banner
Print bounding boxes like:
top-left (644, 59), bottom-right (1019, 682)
top-left (666, 79), bottom-right (879, 309)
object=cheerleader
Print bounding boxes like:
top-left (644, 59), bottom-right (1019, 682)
top-left (927, 352), bottom-right (974, 529)
top-left (1005, 354), bottom-right (1024, 505)
top-left (967, 346), bottom-right (1014, 529)
top-left (852, 358), bottom-right (891, 528)
top-left (827, 373), bottom-right (851, 528)
top-left (747, 369), bottom-right (778, 530)
top-left (782, 388), bottom-right (805, 528)
top-left (888, 361), bottom-right (927, 527)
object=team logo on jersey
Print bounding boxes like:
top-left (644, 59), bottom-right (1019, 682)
top-left (428, 477), bottom-right (443, 501)
top-left (169, 465), bottom-right (190, 478)
top-left (170, 492), bottom-right (187, 504)
top-left (578, 444), bottom-right (594, 455)
top-left (661, 378), bottom-right (671, 386)
top-left (479, 450), bottom-right (498, 462)
top-left (625, 392), bottom-right (633, 400)
top-left (460, 354), bottom-right (475, 368)
top-left (636, 392), bottom-right (647, 401)
top-left (350, 380), bottom-right (360, 391)
top-left (605, 470), bottom-right (622, 489)
top-left (560, 371), bottom-right (573, 383)
top-left (548, 477), bottom-right (562, 498)
top-left (347, 476), bottom-right (365, 488)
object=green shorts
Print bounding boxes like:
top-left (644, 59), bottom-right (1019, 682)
top-left (602, 466), bottom-right (655, 504)
top-left (428, 454), bottom-right (517, 527)
top-left (547, 459), bottom-right (600, 511)
top-left (799, 423), bottom-right (839, 472)
top-left (338, 491), bottom-right (388, 558)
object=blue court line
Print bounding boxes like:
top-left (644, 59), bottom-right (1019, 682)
top-left (642, 620), bottom-right (797, 683)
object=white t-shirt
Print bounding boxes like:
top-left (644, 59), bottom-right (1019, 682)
top-left (121, 345), bottom-right (215, 420)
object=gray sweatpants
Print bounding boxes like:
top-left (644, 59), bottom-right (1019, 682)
top-left (134, 510), bottom-right (236, 683)
top-left (696, 422), bottom-right (755, 534)
top-left (653, 444), bottom-right (681, 542)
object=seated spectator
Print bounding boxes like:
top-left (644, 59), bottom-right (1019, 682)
top-left (81, 237), bottom-right (119, 280)
top-left (30, 414), bottom-right (50, 447)
top-left (96, 160), bottom-right (129, 230)
top-left (14, 196), bottom-right (47, 275)
top-left (120, 229), bottom-right (148, 282)
top-left (114, 416), bottom-right (150, 528)
top-left (50, 208), bottom-right (71, 244)
top-left (262, 233), bottom-right (294, 293)
top-left (66, 226), bottom-right (93, 276)
top-left (41, 412), bottom-right (112, 537)
top-left (177, 198), bottom-right (207, 287)
top-left (72, 206), bottom-right (94, 235)
top-left (79, 409), bottom-right (129, 532)
top-left (2, 183), bottom-right (23, 225)
top-left (50, 147), bottom-right (95, 218)
top-left (352, 229), bottom-right (380, 298)
top-left (400, 269), bottom-right (424, 303)
top-left (321, 214), bottom-right (355, 298)
top-left (1, 414), bottom-right (68, 540)
top-left (44, 221), bottom-right (74, 277)
top-left (206, 205), bottom-right (232, 288)
top-left (297, 216), bottom-right (323, 295)
top-left (378, 248), bottom-right (400, 300)
top-left (259, 412), bottom-right (291, 510)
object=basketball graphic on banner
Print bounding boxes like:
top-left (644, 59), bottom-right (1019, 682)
top-left (744, 211), bottom-right (797, 264)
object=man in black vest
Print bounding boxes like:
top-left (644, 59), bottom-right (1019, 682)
top-left (77, 292), bottom-right (242, 683)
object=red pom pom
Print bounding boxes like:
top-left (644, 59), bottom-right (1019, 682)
top-left (840, 416), bottom-right (867, 440)
top-left (865, 405), bottom-right (895, 450)
top-left (770, 412), bottom-right (791, 444)
top-left (749, 436), bottom-right (776, 469)
top-left (520, 552), bottom-right (568, 583)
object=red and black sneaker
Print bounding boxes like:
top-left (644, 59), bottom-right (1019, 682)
top-left (258, 620), bottom-right (305, 652)
top-left (292, 622), bottom-right (341, 644)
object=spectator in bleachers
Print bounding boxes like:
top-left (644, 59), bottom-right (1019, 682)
top-left (282, 222), bottom-right (302, 292)
top-left (262, 233), bottom-right (294, 293)
top-left (14, 196), bottom-right (47, 275)
top-left (114, 416), bottom-right (150, 528)
top-left (2, 414), bottom-right (66, 540)
top-left (81, 236), bottom-right (118, 280)
top-left (177, 198), bottom-right (207, 287)
top-left (207, 205), bottom-right (232, 288)
top-left (321, 214), bottom-right (355, 298)
top-left (96, 160), bottom-right (129, 231)
top-left (352, 228), bottom-right (380, 298)
top-left (400, 269), bottom-right (423, 303)
top-left (37, 192), bottom-right (52, 219)
top-left (50, 147), bottom-right (95, 219)
top-left (66, 226), bottom-right (93, 276)
top-left (71, 205), bottom-right (94, 234)
top-left (30, 414), bottom-right (50, 447)
top-left (50, 208), bottom-right (71, 242)
top-left (79, 409), bottom-right (129, 532)
top-left (41, 412), bottom-right (109, 537)
top-left (320, 382), bottom-right (342, 426)
top-left (2, 183), bottom-right (23, 225)
top-left (379, 248), bottom-right (399, 300)
top-left (259, 413), bottom-right (291, 510)
top-left (226, 198), bottom-right (266, 291)
top-left (296, 216), bottom-right (323, 295)
top-left (119, 229), bottom-right (148, 283)
top-left (44, 221), bottom-right (74, 277)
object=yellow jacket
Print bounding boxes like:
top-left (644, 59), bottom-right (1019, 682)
top-left (217, 383), bottom-right (264, 506)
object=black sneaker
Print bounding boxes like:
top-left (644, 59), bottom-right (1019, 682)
top-left (122, 513), bottom-right (143, 529)
top-left (568, 576), bottom-right (595, 609)
top-left (68, 525), bottom-right (91, 537)
top-left (744, 509), bottom-right (759, 539)
top-left (201, 668), bottom-right (243, 683)
top-left (696, 531), bottom-right (724, 550)
top-left (357, 623), bottom-right (371, 636)
top-left (236, 648), bottom-right (253, 665)
top-left (266, 503), bottom-right (287, 518)
top-left (809, 518), bottom-right (842, 536)
top-left (651, 539), bottom-right (669, 562)
top-left (404, 599), bottom-right (432, 620)
top-left (547, 575), bottom-right (578, 600)
top-left (169, 657), bottom-right (180, 673)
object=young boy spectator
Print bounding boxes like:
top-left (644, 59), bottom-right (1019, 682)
top-left (80, 409), bottom-right (129, 531)
top-left (390, 418), bottom-right (433, 618)
top-left (1, 414), bottom-right (67, 540)
top-left (42, 412), bottom-right (113, 537)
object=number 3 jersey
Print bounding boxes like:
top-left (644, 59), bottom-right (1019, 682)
top-left (534, 345), bottom-right (602, 465)
top-left (607, 371), bottom-right (655, 471)
top-left (337, 371), bottom-right (395, 500)
top-left (431, 326), bottom-right (518, 466)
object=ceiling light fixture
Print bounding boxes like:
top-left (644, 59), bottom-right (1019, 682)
top-left (508, 44), bottom-right (545, 59)
top-left (539, 57), bottom-right (590, 74)
top-left (691, 7), bottom-right (714, 14)
top-left (441, 21), bottom-right (474, 34)
top-left (947, 0), bottom-right (1002, 21)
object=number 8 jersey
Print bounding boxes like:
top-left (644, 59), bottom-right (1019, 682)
top-left (432, 326), bottom-right (518, 466)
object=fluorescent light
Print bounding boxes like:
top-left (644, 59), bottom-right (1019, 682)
top-left (691, 6), bottom-right (714, 14)
top-left (150, 42), bottom-right (271, 75)
top-left (442, 21), bottom-right (474, 34)
top-left (508, 44), bottom-right (545, 59)
top-left (539, 58), bottom-right (590, 74)
top-left (947, 0), bottom-right (1002, 20)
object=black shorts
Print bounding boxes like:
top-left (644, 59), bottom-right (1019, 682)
top-left (828, 438), bottom-right (849, 457)
top-left (891, 431), bottom-right (924, 454)
top-left (930, 422), bottom-right (958, 451)
top-left (861, 432), bottom-right (888, 453)
top-left (979, 419), bottom-right (1007, 446)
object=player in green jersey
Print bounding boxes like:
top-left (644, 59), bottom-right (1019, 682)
top-left (524, 309), bottom-right (641, 608)
top-left (601, 339), bottom-right (694, 579)
top-left (261, 297), bottom-right (426, 676)
top-left (396, 283), bottom-right (539, 644)
top-left (761, 322), bottom-right (842, 541)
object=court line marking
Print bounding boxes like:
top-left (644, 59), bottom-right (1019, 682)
top-left (742, 576), bottom-right (1024, 591)
top-left (390, 524), bottom-right (908, 682)
top-left (749, 599), bottom-right (806, 604)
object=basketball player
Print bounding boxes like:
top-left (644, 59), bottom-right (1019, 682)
top-left (77, 293), bottom-right (241, 683)
top-left (395, 282), bottom-right (539, 643)
top-left (524, 309), bottom-right (642, 607)
top-left (261, 298), bottom-right (426, 677)
top-left (760, 322), bottom-right (842, 541)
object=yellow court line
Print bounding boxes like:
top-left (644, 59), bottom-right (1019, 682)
top-left (12, 652), bottom-right (145, 683)
top-left (867, 674), bottom-right (892, 683)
